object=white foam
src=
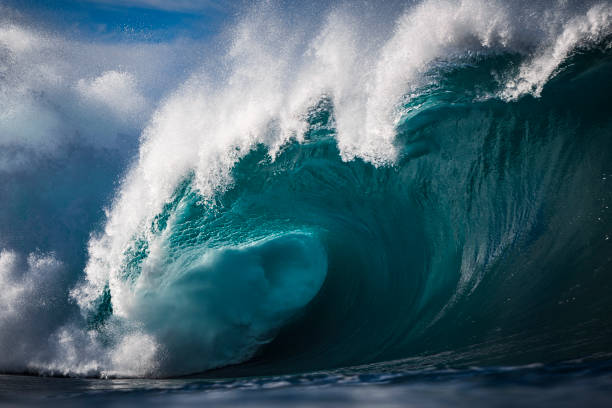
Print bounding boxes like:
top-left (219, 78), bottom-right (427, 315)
top-left (501, 3), bottom-right (612, 100)
top-left (0, 250), bottom-right (66, 372)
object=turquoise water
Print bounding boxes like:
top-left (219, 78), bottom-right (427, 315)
top-left (83, 46), bottom-right (612, 377)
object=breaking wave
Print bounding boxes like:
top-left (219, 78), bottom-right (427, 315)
top-left (2, 0), bottom-right (612, 378)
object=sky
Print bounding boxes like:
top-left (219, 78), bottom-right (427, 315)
top-left (1, 0), bottom-right (239, 41)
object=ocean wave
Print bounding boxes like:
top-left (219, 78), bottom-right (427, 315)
top-left (1, 0), bottom-right (612, 378)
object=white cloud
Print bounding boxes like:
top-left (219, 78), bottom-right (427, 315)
top-left (0, 21), bottom-right (203, 171)
top-left (76, 70), bottom-right (148, 122)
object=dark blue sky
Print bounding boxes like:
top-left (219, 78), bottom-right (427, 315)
top-left (3, 0), bottom-right (239, 41)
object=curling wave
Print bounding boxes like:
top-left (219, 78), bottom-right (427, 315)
top-left (2, 0), bottom-right (612, 378)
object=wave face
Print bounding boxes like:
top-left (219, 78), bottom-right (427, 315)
top-left (2, 0), bottom-right (612, 378)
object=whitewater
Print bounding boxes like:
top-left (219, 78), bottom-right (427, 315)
top-left (1, 0), bottom-right (612, 405)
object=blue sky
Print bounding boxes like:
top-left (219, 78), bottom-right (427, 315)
top-left (2, 0), bottom-right (239, 41)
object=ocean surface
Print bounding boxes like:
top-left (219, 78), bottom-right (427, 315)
top-left (3, 358), bottom-right (612, 407)
top-left (1, 0), bottom-right (612, 406)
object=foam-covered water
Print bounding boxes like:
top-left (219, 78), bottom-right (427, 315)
top-left (1, 0), bottom-right (612, 405)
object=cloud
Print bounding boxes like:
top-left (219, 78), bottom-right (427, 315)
top-left (76, 70), bottom-right (148, 123)
top-left (0, 20), bottom-right (205, 172)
